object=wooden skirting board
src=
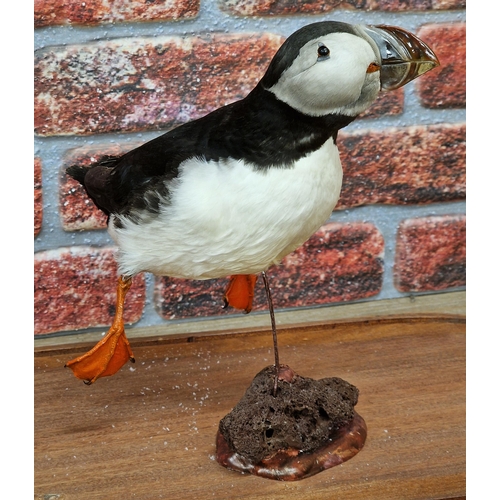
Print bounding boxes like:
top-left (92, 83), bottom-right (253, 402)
top-left (34, 291), bottom-right (465, 350)
top-left (35, 292), bottom-right (465, 499)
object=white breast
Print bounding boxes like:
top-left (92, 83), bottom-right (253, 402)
top-left (109, 138), bottom-right (342, 279)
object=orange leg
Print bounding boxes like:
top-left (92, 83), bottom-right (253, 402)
top-left (65, 275), bottom-right (135, 385)
top-left (223, 274), bottom-right (258, 313)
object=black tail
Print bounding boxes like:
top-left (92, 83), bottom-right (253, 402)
top-left (65, 156), bottom-right (123, 216)
top-left (66, 155), bottom-right (122, 187)
top-left (66, 165), bottom-right (88, 185)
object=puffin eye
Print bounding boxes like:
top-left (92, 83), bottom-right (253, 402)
top-left (317, 43), bottom-right (330, 61)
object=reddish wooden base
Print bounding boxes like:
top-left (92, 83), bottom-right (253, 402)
top-left (216, 412), bottom-right (367, 481)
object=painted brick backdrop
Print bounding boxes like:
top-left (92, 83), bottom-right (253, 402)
top-left (34, 0), bottom-right (466, 336)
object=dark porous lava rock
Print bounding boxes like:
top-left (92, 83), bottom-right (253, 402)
top-left (218, 365), bottom-right (360, 464)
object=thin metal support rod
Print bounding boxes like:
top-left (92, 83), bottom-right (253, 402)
top-left (261, 271), bottom-right (279, 397)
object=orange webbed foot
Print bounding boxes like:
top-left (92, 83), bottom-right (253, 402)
top-left (65, 275), bottom-right (134, 384)
top-left (65, 325), bottom-right (135, 384)
top-left (223, 274), bottom-right (258, 314)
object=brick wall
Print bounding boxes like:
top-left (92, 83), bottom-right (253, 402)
top-left (34, 1), bottom-right (466, 336)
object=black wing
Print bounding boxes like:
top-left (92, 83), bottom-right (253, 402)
top-left (66, 98), bottom-right (248, 217)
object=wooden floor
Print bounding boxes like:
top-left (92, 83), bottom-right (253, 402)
top-left (35, 315), bottom-right (465, 500)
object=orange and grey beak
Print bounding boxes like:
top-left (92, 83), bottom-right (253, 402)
top-left (362, 24), bottom-right (440, 90)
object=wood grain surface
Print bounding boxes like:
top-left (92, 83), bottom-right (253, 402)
top-left (35, 317), bottom-right (465, 500)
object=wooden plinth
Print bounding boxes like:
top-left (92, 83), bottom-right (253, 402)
top-left (35, 316), bottom-right (465, 500)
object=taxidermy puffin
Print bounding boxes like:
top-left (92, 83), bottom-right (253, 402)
top-left (65, 21), bottom-right (439, 387)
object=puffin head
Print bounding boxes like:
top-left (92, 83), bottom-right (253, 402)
top-left (261, 21), bottom-right (439, 118)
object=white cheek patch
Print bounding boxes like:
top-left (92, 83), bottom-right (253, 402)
top-left (291, 56), bottom-right (367, 109)
top-left (269, 32), bottom-right (379, 117)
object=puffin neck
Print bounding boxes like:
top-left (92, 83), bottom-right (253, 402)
top-left (218, 84), bottom-right (356, 169)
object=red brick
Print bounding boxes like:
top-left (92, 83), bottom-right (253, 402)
top-left (34, 33), bottom-right (284, 136)
top-left (59, 143), bottom-right (143, 231)
top-left (267, 221), bottom-right (384, 307)
top-left (394, 215), bottom-right (466, 292)
top-left (220, 0), bottom-right (360, 17)
top-left (154, 277), bottom-right (230, 320)
top-left (34, 0), bottom-right (200, 28)
top-left (431, 0), bottom-right (466, 9)
top-left (220, 0), bottom-right (463, 16)
top-left (373, 0), bottom-right (465, 9)
top-left (154, 222), bottom-right (384, 320)
top-left (416, 23), bottom-right (466, 108)
top-left (34, 246), bottom-right (146, 335)
top-left (60, 123), bottom-right (465, 234)
top-left (369, 0), bottom-right (432, 10)
top-left (35, 158), bottom-right (43, 237)
top-left (336, 123), bottom-right (465, 209)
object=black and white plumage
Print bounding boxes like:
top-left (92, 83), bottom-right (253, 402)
top-left (69, 21), bottom-right (438, 281)
top-left (65, 21), bottom-right (438, 384)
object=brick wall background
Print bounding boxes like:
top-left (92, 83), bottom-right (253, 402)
top-left (34, 0), bottom-right (466, 337)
